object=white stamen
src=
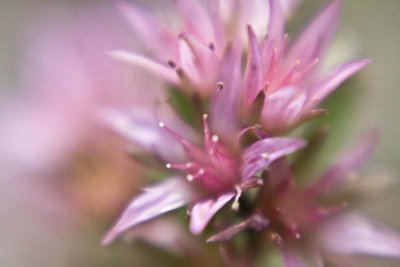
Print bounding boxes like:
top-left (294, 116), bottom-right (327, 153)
top-left (231, 186), bottom-right (242, 211)
top-left (158, 122), bottom-right (165, 128)
top-left (211, 134), bottom-right (219, 142)
top-left (203, 114), bottom-right (208, 120)
top-left (166, 163), bottom-right (172, 169)
top-left (186, 174), bottom-right (194, 181)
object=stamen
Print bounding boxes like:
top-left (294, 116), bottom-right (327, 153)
top-left (231, 186), bottom-right (242, 211)
top-left (176, 67), bottom-right (185, 78)
top-left (158, 122), bottom-right (165, 128)
top-left (211, 135), bottom-right (219, 142)
top-left (281, 59), bottom-right (301, 86)
top-left (261, 153), bottom-right (270, 160)
top-left (167, 60), bottom-right (176, 68)
top-left (166, 163), bottom-right (172, 169)
top-left (216, 82), bottom-right (224, 90)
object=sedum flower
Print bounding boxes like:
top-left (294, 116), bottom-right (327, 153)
top-left (99, 0), bottom-right (400, 266)
top-left (101, 108), bottom-right (305, 244)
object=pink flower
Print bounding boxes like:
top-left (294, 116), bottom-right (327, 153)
top-left (207, 132), bottom-right (400, 265)
top-left (109, 0), bottom-right (299, 96)
top-left (111, 0), bottom-right (369, 135)
top-left (101, 108), bottom-right (305, 244)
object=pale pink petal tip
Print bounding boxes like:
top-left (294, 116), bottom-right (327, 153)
top-left (242, 138), bottom-right (306, 179)
top-left (321, 214), bottom-right (400, 258)
top-left (102, 178), bottom-right (194, 245)
top-left (189, 192), bottom-right (235, 235)
top-left (108, 50), bottom-right (178, 84)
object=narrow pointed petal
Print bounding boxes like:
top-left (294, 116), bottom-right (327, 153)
top-left (288, 0), bottom-right (342, 65)
top-left (109, 50), bottom-right (179, 84)
top-left (242, 137), bottom-right (306, 179)
top-left (244, 26), bottom-right (264, 105)
top-left (99, 108), bottom-right (184, 161)
top-left (178, 33), bottom-right (219, 88)
top-left (207, 213), bottom-right (269, 242)
top-left (117, 1), bottom-right (178, 59)
top-left (211, 41), bottom-right (242, 139)
top-left (102, 177), bottom-right (195, 245)
top-left (307, 59), bottom-right (371, 108)
top-left (308, 131), bottom-right (378, 195)
top-left (282, 249), bottom-right (306, 267)
top-left (320, 214), bottom-right (400, 258)
top-left (189, 192), bottom-right (235, 235)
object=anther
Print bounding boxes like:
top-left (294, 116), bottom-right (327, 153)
top-left (166, 163), bottom-right (172, 169)
top-left (167, 60), bottom-right (176, 68)
top-left (176, 67), bottom-right (185, 78)
top-left (186, 174), bottom-right (194, 181)
top-left (211, 135), bottom-right (219, 142)
top-left (158, 122), bottom-right (165, 128)
top-left (209, 42), bottom-right (215, 51)
top-left (216, 82), bottom-right (224, 90)
top-left (261, 153), bottom-right (269, 159)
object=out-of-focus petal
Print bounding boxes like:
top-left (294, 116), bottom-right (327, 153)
top-left (99, 108), bottom-right (184, 161)
top-left (242, 137), bottom-right (306, 179)
top-left (189, 192), bottom-right (235, 235)
top-left (288, 0), bottom-right (342, 66)
top-left (307, 59), bottom-right (371, 108)
top-left (308, 131), bottom-right (378, 195)
top-left (117, 1), bottom-right (178, 60)
top-left (211, 41), bottom-right (242, 140)
top-left (176, 0), bottom-right (215, 45)
top-left (178, 33), bottom-right (219, 89)
top-left (268, 0), bottom-right (285, 39)
top-left (207, 213), bottom-right (269, 242)
top-left (109, 50), bottom-right (179, 85)
top-left (320, 214), bottom-right (400, 258)
top-left (244, 26), bottom-right (264, 105)
top-left (102, 177), bottom-right (196, 245)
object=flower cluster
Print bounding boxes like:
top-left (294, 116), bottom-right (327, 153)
top-left (101, 0), bottom-right (400, 266)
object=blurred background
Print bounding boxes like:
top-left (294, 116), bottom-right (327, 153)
top-left (0, 0), bottom-right (399, 266)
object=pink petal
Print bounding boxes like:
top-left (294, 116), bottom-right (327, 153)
top-left (242, 137), bottom-right (306, 179)
top-left (308, 131), bottom-right (378, 195)
top-left (178, 33), bottom-right (219, 88)
top-left (320, 214), bottom-right (400, 258)
top-left (268, 0), bottom-right (285, 39)
top-left (109, 50), bottom-right (179, 84)
top-left (307, 59), bottom-right (371, 108)
top-left (189, 192), bottom-right (235, 235)
top-left (102, 177), bottom-right (196, 245)
top-left (99, 108), bottom-right (184, 161)
top-left (244, 26), bottom-right (264, 105)
top-left (211, 41), bottom-right (242, 140)
top-left (117, 1), bottom-right (178, 60)
top-left (282, 249), bottom-right (306, 267)
top-left (288, 0), bottom-right (342, 65)
top-left (263, 86), bottom-right (307, 129)
top-left (176, 0), bottom-right (215, 44)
